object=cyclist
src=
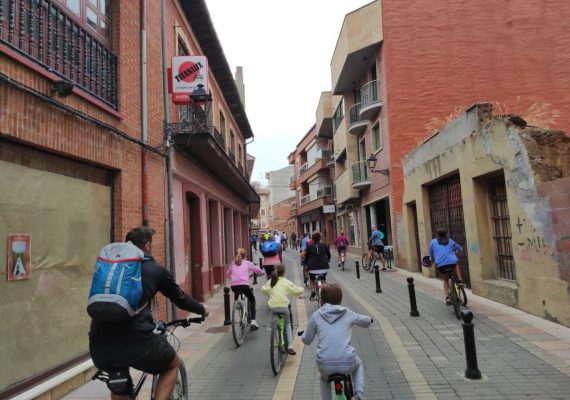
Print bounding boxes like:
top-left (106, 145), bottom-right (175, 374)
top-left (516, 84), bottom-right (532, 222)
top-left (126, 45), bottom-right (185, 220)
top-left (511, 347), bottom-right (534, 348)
top-left (334, 231), bottom-right (349, 268)
top-left (250, 233), bottom-right (258, 252)
top-left (290, 232), bottom-right (297, 250)
top-left (366, 225), bottom-right (388, 270)
top-left (281, 232), bottom-right (288, 250)
top-left (226, 248), bottom-right (264, 330)
top-left (429, 228), bottom-right (465, 304)
top-left (300, 232), bottom-right (311, 286)
top-left (305, 232), bottom-right (331, 301)
top-left (301, 283), bottom-right (371, 400)
top-left (261, 263), bottom-right (304, 355)
top-left (261, 238), bottom-right (282, 278)
top-left (89, 227), bottom-right (209, 400)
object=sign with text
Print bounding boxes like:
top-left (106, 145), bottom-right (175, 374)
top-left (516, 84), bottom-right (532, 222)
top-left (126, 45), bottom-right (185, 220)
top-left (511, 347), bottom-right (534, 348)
top-left (170, 56), bottom-right (208, 105)
top-left (7, 234), bottom-right (31, 281)
top-left (323, 205), bottom-right (336, 214)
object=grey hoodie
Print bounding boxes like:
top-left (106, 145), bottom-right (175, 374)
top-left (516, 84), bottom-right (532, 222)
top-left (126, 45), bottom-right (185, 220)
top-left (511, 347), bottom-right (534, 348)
top-left (301, 303), bottom-right (372, 363)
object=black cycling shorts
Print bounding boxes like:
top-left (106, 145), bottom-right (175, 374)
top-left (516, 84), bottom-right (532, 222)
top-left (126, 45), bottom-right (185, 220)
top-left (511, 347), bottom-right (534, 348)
top-left (90, 334), bottom-right (175, 376)
top-left (372, 244), bottom-right (384, 254)
top-left (438, 264), bottom-right (456, 275)
top-left (263, 265), bottom-right (275, 276)
top-left (309, 272), bottom-right (327, 281)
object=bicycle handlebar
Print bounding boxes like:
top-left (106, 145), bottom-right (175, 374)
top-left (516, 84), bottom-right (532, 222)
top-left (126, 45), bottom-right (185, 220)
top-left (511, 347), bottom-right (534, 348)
top-left (155, 316), bottom-right (205, 333)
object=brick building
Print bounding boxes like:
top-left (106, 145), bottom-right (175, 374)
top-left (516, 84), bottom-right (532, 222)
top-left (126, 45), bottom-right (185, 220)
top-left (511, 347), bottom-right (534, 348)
top-left (0, 0), bottom-right (257, 397)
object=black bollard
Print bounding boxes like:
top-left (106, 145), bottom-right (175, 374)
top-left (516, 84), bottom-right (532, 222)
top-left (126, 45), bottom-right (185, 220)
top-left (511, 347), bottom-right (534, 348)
top-left (355, 261), bottom-right (361, 279)
top-left (461, 311), bottom-right (482, 379)
top-left (407, 277), bottom-right (420, 317)
top-left (374, 265), bottom-right (382, 293)
top-left (223, 287), bottom-right (231, 326)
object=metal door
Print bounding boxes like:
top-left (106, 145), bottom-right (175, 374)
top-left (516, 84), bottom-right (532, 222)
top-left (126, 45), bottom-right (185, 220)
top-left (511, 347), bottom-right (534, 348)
top-left (428, 176), bottom-right (471, 287)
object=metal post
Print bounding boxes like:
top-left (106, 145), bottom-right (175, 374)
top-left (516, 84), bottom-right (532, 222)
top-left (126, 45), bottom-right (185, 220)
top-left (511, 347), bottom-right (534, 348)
top-left (223, 287), bottom-right (231, 326)
top-left (461, 311), bottom-right (482, 379)
top-left (355, 261), bottom-right (360, 279)
top-left (407, 277), bottom-right (420, 317)
top-left (374, 265), bottom-right (382, 293)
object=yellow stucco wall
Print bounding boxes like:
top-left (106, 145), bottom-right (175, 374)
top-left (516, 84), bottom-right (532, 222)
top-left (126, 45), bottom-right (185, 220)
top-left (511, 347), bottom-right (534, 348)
top-left (403, 110), bottom-right (570, 327)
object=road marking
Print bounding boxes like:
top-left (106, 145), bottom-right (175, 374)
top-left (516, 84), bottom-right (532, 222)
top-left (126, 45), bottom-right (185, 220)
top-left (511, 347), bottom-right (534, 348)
top-left (273, 259), bottom-right (309, 400)
top-left (340, 274), bottom-right (437, 400)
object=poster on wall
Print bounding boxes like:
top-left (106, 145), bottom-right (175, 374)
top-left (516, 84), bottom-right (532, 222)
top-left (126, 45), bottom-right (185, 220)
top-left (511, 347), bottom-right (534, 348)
top-left (7, 234), bottom-right (31, 281)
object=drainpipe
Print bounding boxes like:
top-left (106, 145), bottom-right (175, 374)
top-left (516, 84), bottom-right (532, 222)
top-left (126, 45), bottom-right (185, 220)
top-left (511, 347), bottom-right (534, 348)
top-left (140, 0), bottom-right (149, 227)
top-left (161, 0), bottom-right (176, 319)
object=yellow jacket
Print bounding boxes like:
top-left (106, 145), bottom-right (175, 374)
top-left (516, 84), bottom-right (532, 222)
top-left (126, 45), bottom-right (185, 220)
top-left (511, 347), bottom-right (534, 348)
top-left (261, 277), bottom-right (304, 308)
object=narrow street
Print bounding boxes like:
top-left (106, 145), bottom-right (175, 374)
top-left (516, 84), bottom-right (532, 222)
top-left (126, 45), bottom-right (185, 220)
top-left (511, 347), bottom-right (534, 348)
top-left (65, 249), bottom-right (570, 400)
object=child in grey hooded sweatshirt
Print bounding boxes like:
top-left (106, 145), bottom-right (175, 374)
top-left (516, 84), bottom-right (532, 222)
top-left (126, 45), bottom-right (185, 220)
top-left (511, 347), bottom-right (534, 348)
top-left (301, 283), bottom-right (372, 400)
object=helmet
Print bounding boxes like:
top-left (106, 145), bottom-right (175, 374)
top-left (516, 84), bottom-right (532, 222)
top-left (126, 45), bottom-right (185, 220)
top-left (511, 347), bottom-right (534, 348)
top-left (421, 256), bottom-right (433, 267)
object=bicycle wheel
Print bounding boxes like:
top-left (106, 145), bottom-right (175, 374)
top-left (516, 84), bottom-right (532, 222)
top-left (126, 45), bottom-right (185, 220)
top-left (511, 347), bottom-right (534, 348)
top-left (361, 254), bottom-right (370, 271)
top-left (342, 259), bottom-right (345, 271)
top-left (270, 319), bottom-right (283, 375)
top-left (231, 300), bottom-right (245, 347)
top-left (370, 253), bottom-right (378, 273)
top-left (169, 362), bottom-right (188, 400)
top-left (450, 282), bottom-right (461, 320)
top-left (459, 286), bottom-right (468, 306)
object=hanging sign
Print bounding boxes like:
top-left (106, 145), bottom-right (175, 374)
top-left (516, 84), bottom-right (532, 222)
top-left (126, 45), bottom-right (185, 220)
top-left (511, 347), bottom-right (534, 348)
top-left (323, 205), bottom-right (336, 214)
top-left (7, 234), bottom-right (31, 281)
top-left (170, 56), bottom-right (208, 105)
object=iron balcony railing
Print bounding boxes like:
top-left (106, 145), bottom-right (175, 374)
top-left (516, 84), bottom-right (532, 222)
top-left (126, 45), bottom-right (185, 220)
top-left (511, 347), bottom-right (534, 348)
top-left (352, 160), bottom-right (370, 183)
top-left (213, 127), bottom-right (225, 148)
top-left (349, 103), bottom-right (362, 125)
top-left (300, 194), bottom-right (310, 206)
top-left (228, 148), bottom-right (235, 163)
top-left (360, 80), bottom-right (379, 109)
top-left (0, 0), bottom-right (119, 109)
top-left (316, 186), bottom-right (333, 198)
top-left (291, 200), bottom-right (297, 210)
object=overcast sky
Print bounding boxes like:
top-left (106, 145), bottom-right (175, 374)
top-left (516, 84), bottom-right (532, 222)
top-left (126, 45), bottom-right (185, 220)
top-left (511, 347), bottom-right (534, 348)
top-left (204, 0), bottom-right (373, 185)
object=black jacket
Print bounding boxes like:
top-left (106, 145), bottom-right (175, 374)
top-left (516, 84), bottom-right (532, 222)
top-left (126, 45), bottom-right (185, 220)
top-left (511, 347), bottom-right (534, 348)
top-left (89, 253), bottom-right (205, 344)
top-left (305, 242), bottom-right (331, 271)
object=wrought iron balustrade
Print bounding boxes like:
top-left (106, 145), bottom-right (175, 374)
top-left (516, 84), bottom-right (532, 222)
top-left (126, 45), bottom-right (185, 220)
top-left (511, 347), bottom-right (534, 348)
top-left (0, 0), bottom-right (119, 109)
top-left (213, 127), bottom-right (225, 148)
top-left (352, 160), bottom-right (370, 183)
top-left (349, 103), bottom-right (362, 125)
top-left (360, 80), bottom-right (379, 109)
top-left (299, 162), bottom-right (309, 175)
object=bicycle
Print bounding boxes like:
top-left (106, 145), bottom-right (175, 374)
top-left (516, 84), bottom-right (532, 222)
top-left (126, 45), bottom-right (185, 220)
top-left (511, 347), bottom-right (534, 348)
top-left (311, 273), bottom-right (327, 308)
top-left (337, 249), bottom-right (346, 271)
top-left (270, 304), bottom-right (294, 375)
top-left (92, 316), bottom-right (204, 400)
top-left (231, 274), bottom-right (262, 347)
top-left (361, 250), bottom-right (377, 273)
top-left (446, 267), bottom-right (468, 319)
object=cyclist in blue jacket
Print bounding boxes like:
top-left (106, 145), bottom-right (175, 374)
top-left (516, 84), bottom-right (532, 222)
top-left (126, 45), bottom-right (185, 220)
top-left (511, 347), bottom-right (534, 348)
top-left (366, 225), bottom-right (388, 270)
top-left (429, 228), bottom-right (465, 304)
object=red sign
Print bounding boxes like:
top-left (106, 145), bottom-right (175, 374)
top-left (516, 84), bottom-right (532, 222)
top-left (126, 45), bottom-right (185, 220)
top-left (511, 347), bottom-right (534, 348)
top-left (7, 234), bottom-right (31, 281)
top-left (170, 56), bottom-right (208, 105)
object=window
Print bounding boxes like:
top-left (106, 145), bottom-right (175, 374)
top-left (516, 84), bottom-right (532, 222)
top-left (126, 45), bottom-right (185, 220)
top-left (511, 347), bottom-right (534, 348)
top-left (373, 123), bottom-right (382, 151)
top-left (177, 36), bottom-right (190, 56)
top-left (238, 144), bottom-right (242, 168)
top-left (332, 99), bottom-right (344, 132)
top-left (488, 174), bottom-right (516, 280)
top-left (230, 130), bottom-right (235, 150)
top-left (57, 0), bottom-right (112, 44)
top-left (219, 112), bottom-right (226, 136)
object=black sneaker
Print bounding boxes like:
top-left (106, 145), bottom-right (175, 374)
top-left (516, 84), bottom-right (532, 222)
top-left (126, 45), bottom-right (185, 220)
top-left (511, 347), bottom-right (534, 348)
top-left (309, 291), bottom-right (316, 301)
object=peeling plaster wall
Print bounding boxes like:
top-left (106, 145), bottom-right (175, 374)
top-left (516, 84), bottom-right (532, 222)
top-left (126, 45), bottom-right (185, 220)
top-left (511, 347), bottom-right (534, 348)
top-left (403, 105), bottom-right (570, 326)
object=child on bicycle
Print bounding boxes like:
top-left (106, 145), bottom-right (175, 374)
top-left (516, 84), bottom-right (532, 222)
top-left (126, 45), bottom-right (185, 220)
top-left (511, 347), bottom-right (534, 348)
top-left (334, 231), bottom-right (349, 268)
top-left (301, 283), bottom-right (371, 400)
top-left (226, 248), bottom-right (264, 330)
top-left (429, 228), bottom-right (465, 304)
top-left (261, 263), bottom-right (304, 355)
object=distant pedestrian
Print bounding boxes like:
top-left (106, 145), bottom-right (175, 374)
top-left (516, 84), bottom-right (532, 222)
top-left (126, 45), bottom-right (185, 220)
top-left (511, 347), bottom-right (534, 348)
top-left (290, 232), bottom-right (297, 250)
top-left (251, 233), bottom-right (258, 251)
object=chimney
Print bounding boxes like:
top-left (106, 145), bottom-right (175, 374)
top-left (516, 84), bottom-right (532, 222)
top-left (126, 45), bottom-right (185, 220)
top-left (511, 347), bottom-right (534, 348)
top-left (234, 66), bottom-right (246, 108)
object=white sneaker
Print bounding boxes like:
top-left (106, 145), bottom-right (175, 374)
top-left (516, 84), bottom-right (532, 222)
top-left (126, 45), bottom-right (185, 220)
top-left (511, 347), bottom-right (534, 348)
top-left (250, 320), bottom-right (259, 330)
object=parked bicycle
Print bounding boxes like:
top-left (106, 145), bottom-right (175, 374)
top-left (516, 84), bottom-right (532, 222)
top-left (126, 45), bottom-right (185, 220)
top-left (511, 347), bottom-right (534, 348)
top-left (93, 316), bottom-right (204, 400)
top-left (270, 304), bottom-right (294, 375)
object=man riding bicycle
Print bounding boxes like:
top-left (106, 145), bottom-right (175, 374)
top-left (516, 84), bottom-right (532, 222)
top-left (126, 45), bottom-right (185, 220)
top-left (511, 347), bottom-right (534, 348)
top-left (89, 227), bottom-right (209, 400)
top-left (429, 228), bottom-right (465, 304)
top-left (366, 225), bottom-right (388, 270)
top-left (334, 231), bottom-right (349, 268)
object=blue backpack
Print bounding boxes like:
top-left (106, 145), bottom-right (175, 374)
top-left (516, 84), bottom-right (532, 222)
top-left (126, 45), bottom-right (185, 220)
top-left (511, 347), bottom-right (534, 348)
top-left (87, 242), bottom-right (148, 323)
top-left (261, 240), bottom-right (279, 257)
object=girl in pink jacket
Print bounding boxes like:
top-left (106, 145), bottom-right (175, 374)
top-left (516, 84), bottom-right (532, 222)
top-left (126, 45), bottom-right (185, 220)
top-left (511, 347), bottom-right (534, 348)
top-left (226, 248), bottom-right (264, 329)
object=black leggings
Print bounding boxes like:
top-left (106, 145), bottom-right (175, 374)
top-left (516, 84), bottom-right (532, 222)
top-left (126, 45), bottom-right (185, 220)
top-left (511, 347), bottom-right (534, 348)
top-left (231, 285), bottom-right (256, 319)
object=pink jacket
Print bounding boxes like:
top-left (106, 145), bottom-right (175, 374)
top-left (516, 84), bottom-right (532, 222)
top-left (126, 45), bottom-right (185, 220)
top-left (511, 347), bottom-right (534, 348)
top-left (226, 260), bottom-right (264, 286)
top-left (335, 235), bottom-right (349, 249)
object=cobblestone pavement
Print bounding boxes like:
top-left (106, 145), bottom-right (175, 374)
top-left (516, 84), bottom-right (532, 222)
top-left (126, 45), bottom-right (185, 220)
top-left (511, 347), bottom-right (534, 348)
top-left (64, 248), bottom-right (570, 399)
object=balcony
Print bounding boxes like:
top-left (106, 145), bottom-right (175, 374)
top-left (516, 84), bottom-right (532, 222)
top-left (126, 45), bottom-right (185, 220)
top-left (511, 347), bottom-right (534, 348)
top-left (289, 175), bottom-right (296, 190)
top-left (316, 91), bottom-right (333, 138)
top-left (299, 162), bottom-right (309, 176)
top-left (331, 1), bottom-right (382, 95)
top-left (168, 121), bottom-right (259, 204)
top-left (327, 152), bottom-right (335, 167)
top-left (290, 200), bottom-right (297, 217)
top-left (213, 127), bottom-right (225, 148)
top-left (297, 158), bottom-right (328, 184)
top-left (300, 194), bottom-right (311, 206)
top-left (0, 0), bottom-right (119, 109)
top-left (359, 80), bottom-right (382, 120)
top-left (348, 103), bottom-right (368, 135)
top-left (352, 161), bottom-right (371, 189)
top-left (296, 192), bottom-right (335, 216)
top-left (335, 168), bottom-right (359, 204)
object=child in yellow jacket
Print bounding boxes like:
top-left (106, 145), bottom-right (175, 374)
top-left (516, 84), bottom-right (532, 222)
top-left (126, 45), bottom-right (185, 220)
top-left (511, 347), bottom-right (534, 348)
top-left (261, 263), bottom-right (304, 354)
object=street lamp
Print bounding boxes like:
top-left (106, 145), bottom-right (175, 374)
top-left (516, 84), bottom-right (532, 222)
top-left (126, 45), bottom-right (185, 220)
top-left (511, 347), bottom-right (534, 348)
top-left (367, 153), bottom-right (390, 176)
top-left (190, 83), bottom-right (212, 116)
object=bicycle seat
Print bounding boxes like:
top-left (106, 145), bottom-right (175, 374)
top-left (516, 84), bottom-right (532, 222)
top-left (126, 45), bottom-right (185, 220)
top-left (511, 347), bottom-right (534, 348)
top-left (327, 373), bottom-right (350, 382)
top-left (94, 367), bottom-right (132, 395)
top-left (314, 274), bottom-right (327, 281)
top-left (272, 311), bottom-right (286, 317)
